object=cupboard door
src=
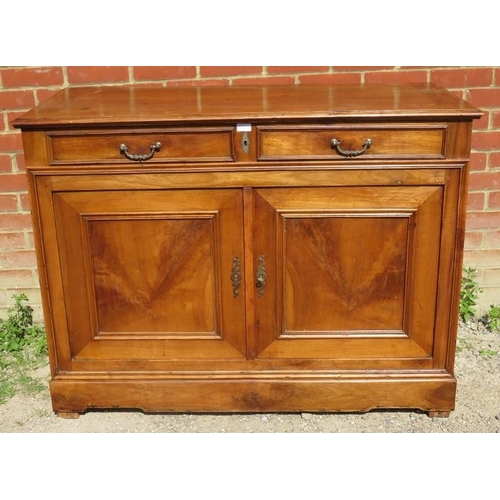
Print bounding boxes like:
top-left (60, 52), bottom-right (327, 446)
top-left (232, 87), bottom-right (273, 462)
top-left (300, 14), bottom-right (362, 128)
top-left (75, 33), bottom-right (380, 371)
top-left (49, 188), bottom-right (246, 367)
top-left (251, 186), bottom-right (443, 363)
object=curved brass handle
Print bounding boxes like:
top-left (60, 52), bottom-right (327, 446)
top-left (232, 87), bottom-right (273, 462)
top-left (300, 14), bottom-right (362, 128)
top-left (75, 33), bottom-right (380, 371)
top-left (119, 142), bottom-right (162, 162)
top-left (331, 138), bottom-right (372, 158)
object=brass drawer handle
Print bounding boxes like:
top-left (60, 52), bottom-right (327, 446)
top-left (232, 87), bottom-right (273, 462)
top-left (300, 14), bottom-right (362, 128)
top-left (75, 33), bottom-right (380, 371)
top-left (119, 141), bottom-right (162, 162)
top-left (331, 138), bottom-right (372, 157)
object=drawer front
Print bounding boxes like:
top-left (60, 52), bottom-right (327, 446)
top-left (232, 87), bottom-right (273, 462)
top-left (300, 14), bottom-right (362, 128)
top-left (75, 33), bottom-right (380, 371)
top-left (258, 125), bottom-right (447, 161)
top-left (47, 127), bottom-right (234, 165)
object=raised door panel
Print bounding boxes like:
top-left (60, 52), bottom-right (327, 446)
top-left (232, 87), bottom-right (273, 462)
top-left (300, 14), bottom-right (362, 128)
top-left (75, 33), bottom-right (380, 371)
top-left (50, 188), bottom-right (246, 366)
top-left (284, 215), bottom-right (408, 332)
top-left (252, 186), bottom-right (443, 363)
top-left (88, 217), bottom-right (216, 334)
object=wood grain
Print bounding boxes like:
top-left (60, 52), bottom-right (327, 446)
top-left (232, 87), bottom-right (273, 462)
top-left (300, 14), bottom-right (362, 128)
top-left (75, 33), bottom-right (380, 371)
top-left (47, 127), bottom-right (234, 164)
top-left (15, 84), bottom-right (481, 416)
top-left (13, 84), bottom-right (481, 129)
top-left (258, 124), bottom-right (446, 160)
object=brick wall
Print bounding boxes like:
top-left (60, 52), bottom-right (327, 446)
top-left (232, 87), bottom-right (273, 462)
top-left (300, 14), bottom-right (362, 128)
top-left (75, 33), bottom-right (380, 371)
top-left (0, 66), bottom-right (499, 319)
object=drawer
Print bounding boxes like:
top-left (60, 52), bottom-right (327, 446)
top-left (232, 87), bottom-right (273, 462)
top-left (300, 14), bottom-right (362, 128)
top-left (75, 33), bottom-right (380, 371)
top-left (257, 124), bottom-right (447, 161)
top-left (47, 127), bottom-right (235, 165)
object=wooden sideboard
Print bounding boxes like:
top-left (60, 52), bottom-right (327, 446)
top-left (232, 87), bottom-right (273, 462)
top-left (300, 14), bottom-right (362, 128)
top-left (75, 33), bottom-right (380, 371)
top-left (13, 84), bottom-right (482, 418)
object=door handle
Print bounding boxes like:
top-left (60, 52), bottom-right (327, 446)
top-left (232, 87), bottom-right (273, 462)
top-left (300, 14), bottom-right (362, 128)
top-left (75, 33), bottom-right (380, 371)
top-left (231, 257), bottom-right (242, 298)
top-left (255, 255), bottom-right (267, 297)
top-left (119, 141), bottom-right (162, 162)
top-left (331, 138), bottom-right (372, 157)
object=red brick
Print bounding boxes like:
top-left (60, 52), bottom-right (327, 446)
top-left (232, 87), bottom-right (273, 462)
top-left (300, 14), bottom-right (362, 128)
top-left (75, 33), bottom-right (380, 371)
top-left (364, 70), bottom-right (428, 84)
top-left (26, 231), bottom-right (34, 249)
top-left (472, 111), bottom-right (489, 130)
top-left (67, 66), bottom-right (129, 84)
top-left (0, 194), bottom-right (18, 211)
top-left (0, 132), bottom-right (23, 152)
top-left (430, 67), bottom-right (493, 89)
top-left (0, 213), bottom-right (33, 230)
top-left (464, 230), bottom-right (483, 249)
top-left (467, 88), bottom-right (500, 108)
top-left (467, 192), bottom-right (485, 211)
top-left (333, 67), bottom-right (395, 71)
top-left (267, 67), bottom-right (329, 75)
top-left (0, 155), bottom-right (13, 173)
top-left (298, 73), bottom-right (362, 84)
top-left (472, 131), bottom-right (500, 151)
top-left (4, 287), bottom-right (41, 304)
top-left (0, 173), bottom-right (28, 192)
top-left (232, 76), bottom-right (295, 85)
top-left (167, 79), bottom-right (229, 87)
top-left (466, 211), bottom-right (500, 229)
top-left (6, 111), bottom-right (26, 132)
top-left (133, 67), bottom-right (197, 80)
top-left (0, 250), bottom-right (37, 268)
top-left (489, 191), bottom-right (500, 208)
top-left (469, 171), bottom-right (500, 190)
top-left (463, 249), bottom-right (500, 265)
top-left (0, 232), bottom-right (25, 249)
top-left (1, 67), bottom-right (64, 88)
top-left (199, 67), bottom-right (262, 78)
top-left (0, 269), bottom-right (34, 287)
top-left (126, 82), bottom-right (164, 89)
top-left (0, 89), bottom-right (35, 109)
top-left (470, 152), bottom-right (487, 171)
top-left (484, 230), bottom-right (500, 247)
top-left (14, 153), bottom-right (25, 172)
top-left (36, 87), bottom-right (64, 104)
top-left (490, 152), bottom-right (500, 169)
top-left (492, 111), bottom-right (500, 129)
top-left (478, 266), bottom-right (500, 285)
top-left (20, 193), bottom-right (31, 210)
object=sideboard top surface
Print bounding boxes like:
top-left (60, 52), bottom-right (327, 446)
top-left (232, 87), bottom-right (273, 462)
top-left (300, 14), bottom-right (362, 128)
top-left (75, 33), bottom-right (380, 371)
top-left (13, 83), bottom-right (482, 129)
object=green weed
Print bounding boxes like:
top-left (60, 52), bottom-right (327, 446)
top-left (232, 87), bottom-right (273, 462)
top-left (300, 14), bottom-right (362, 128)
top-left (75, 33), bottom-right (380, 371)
top-left (459, 267), bottom-right (483, 322)
top-left (478, 349), bottom-right (498, 358)
top-left (0, 380), bottom-right (16, 404)
top-left (456, 337), bottom-right (474, 353)
top-left (33, 408), bottom-right (51, 418)
top-left (0, 294), bottom-right (49, 404)
top-left (485, 304), bottom-right (500, 332)
top-left (0, 293), bottom-right (47, 355)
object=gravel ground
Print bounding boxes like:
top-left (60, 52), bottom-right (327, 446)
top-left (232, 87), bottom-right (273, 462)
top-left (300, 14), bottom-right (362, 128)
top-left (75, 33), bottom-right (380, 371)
top-left (1, 320), bottom-right (499, 433)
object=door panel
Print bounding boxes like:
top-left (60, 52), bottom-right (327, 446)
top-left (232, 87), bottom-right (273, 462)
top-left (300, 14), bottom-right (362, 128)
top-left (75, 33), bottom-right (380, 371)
top-left (88, 217), bottom-right (217, 335)
top-left (252, 186), bottom-right (443, 361)
top-left (284, 215), bottom-right (408, 332)
top-left (52, 188), bottom-right (246, 364)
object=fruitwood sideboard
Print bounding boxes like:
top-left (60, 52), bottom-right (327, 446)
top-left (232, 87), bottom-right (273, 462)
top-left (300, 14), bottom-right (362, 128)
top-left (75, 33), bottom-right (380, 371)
top-left (13, 84), bottom-right (481, 418)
